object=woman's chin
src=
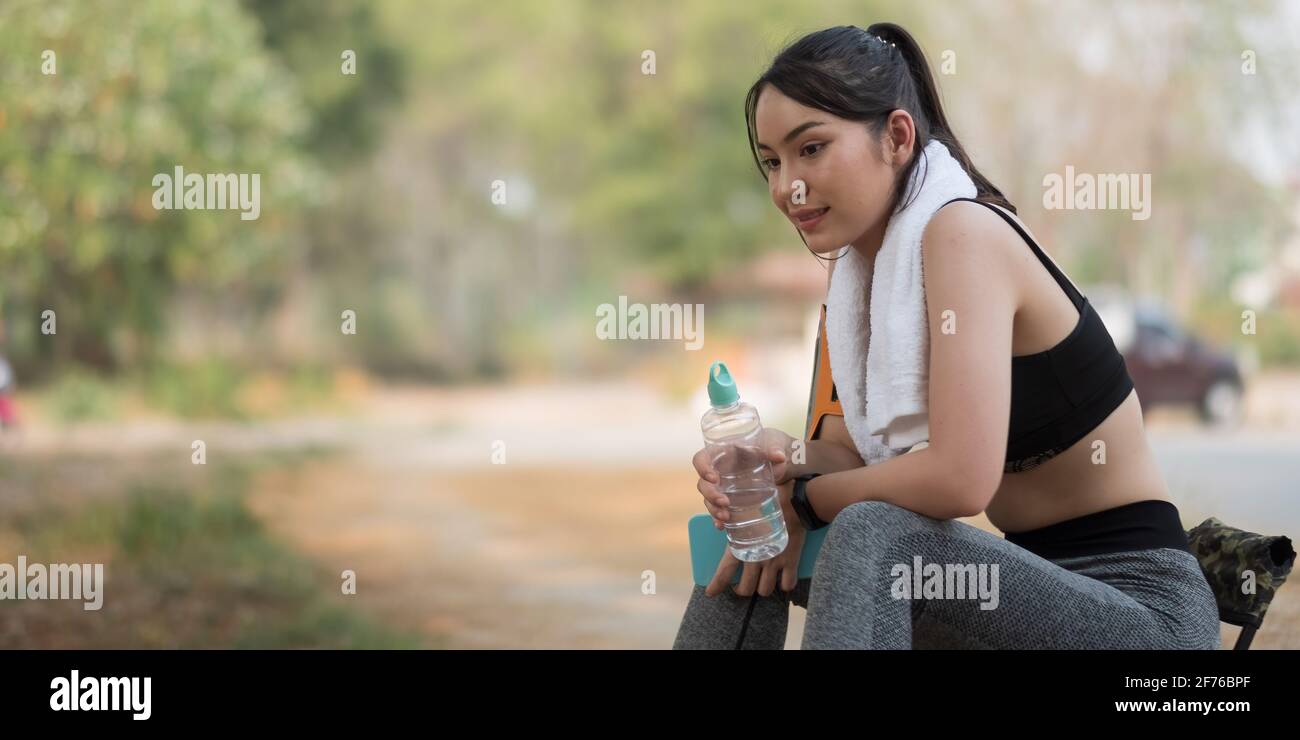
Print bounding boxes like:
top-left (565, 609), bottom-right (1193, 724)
top-left (805, 239), bottom-right (844, 256)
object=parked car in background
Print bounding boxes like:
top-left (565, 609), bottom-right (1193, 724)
top-left (1088, 287), bottom-right (1245, 426)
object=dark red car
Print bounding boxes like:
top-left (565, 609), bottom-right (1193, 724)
top-left (1121, 303), bottom-right (1245, 426)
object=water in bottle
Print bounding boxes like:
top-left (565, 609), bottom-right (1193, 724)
top-left (701, 361), bottom-right (788, 562)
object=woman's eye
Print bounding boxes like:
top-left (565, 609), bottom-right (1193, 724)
top-left (762, 143), bottom-right (822, 173)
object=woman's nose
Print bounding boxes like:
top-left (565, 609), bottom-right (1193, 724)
top-left (776, 173), bottom-right (804, 209)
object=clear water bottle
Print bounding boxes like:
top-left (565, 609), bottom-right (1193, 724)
top-left (701, 361), bottom-right (788, 562)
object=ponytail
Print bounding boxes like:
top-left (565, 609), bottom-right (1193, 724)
top-left (866, 22), bottom-right (1016, 214)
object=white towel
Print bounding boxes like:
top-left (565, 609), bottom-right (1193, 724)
top-left (825, 139), bottom-right (976, 465)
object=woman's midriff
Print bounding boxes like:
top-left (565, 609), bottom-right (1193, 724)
top-left (986, 389), bottom-right (1173, 534)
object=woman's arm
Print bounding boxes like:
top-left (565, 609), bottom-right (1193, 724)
top-left (803, 445), bottom-right (975, 521)
top-left (800, 201), bottom-right (1020, 522)
top-left (789, 416), bottom-right (864, 477)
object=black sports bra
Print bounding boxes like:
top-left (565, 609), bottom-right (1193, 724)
top-left (940, 198), bottom-right (1135, 474)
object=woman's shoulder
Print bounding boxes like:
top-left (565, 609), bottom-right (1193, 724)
top-left (928, 198), bottom-right (1017, 240)
top-left (924, 200), bottom-right (1026, 274)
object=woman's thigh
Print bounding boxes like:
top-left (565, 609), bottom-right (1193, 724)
top-left (801, 500), bottom-right (1221, 650)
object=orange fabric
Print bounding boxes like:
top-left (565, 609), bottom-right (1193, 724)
top-left (804, 304), bottom-right (843, 442)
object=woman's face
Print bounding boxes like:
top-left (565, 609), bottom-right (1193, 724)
top-left (754, 85), bottom-right (912, 256)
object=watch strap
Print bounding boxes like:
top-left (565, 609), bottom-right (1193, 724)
top-left (792, 473), bottom-right (829, 530)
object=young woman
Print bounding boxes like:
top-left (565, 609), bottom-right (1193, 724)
top-left (673, 23), bottom-right (1221, 649)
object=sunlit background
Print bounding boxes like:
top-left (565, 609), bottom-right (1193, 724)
top-left (2, 0), bottom-right (1298, 648)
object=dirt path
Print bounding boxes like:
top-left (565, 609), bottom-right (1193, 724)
top-left (247, 458), bottom-right (703, 648)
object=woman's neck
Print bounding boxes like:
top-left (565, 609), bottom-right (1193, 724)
top-left (850, 221), bottom-right (886, 263)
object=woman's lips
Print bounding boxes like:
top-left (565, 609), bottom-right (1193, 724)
top-left (795, 207), bottom-right (829, 230)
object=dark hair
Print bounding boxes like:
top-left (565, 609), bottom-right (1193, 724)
top-left (744, 23), bottom-right (1016, 228)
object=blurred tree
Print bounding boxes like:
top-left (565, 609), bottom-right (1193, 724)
top-left (357, 0), bottom-right (907, 377)
top-left (234, 0), bottom-right (414, 375)
top-left (0, 0), bottom-right (319, 374)
top-left (240, 0), bottom-right (407, 165)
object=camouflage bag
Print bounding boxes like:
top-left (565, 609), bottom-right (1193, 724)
top-left (1185, 517), bottom-right (1294, 631)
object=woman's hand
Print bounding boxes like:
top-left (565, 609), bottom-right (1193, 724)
top-left (693, 428), bottom-right (797, 530)
top-left (706, 483), bottom-right (805, 598)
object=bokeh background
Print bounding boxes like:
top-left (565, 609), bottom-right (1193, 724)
top-left (2, 0), bottom-right (1298, 648)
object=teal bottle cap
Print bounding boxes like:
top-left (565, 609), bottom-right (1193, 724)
top-left (707, 361), bottom-right (740, 407)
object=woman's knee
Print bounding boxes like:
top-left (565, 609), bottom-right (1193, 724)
top-left (815, 501), bottom-right (935, 570)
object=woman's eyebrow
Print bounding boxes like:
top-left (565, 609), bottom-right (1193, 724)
top-left (756, 121), bottom-right (826, 151)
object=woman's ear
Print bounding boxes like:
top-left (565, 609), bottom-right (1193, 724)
top-left (884, 110), bottom-right (916, 167)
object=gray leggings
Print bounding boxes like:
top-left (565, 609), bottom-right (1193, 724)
top-left (673, 500), bottom-right (1222, 649)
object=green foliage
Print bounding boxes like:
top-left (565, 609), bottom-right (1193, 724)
top-left (44, 369), bottom-right (120, 421)
top-left (1253, 310), bottom-right (1300, 367)
top-left (0, 0), bottom-right (320, 373)
top-left (139, 358), bottom-right (338, 419)
top-left (141, 357), bottom-right (248, 419)
top-left (12, 462), bottom-right (424, 648)
top-left (241, 0), bottom-right (407, 164)
top-left (384, 0), bottom-right (875, 287)
top-left (1189, 296), bottom-right (1300, 369)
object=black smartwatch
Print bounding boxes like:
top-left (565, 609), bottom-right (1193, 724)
top-left (791, 473), bottom-right (830, 530)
